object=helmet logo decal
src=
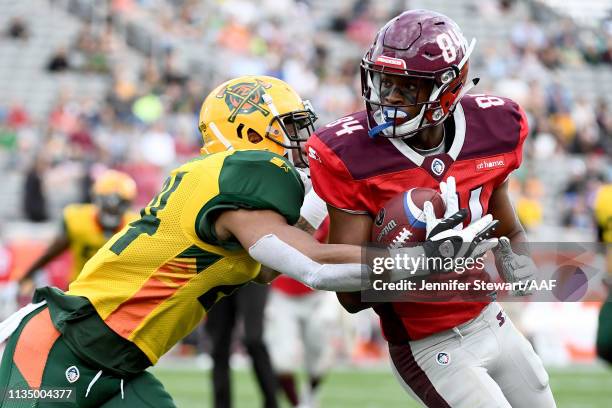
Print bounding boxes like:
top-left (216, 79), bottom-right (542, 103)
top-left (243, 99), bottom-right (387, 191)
top-left (216, 79), bottom-right (272, 122)
top-left (375, 56), bottom-right (407, 69)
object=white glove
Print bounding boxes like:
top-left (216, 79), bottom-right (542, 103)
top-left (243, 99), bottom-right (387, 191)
top-left (422, 203), bottom-right (499, 266)
top-left (440, 176), bottom-right (460, 226)
top-left (496, 237), bottom-right (536, 296)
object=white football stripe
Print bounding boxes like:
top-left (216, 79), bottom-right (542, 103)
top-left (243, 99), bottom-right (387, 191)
top-left (469, 186), bottom-right (483, 222)
top-left (405, 189), bottom-right (426, 223)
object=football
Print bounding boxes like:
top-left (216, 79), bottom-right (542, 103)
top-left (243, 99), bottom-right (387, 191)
top-left (371, 188), bottom-right (446, 248)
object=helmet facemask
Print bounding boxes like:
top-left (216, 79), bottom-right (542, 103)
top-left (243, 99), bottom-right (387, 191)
top-left (364, 68), bottom-right (436, 139)
top-left (263, 96), bottom-right (318, 168)
top-left (95, 193), bottom-right (131, 231)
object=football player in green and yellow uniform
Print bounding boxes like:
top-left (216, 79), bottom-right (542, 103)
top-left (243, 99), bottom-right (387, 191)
top-left (0, 75), bottom-right (497, 407)
top-left (21, 170), bottom-right (138, 287)
top-left (595, 184), bottom-right (612, 365)
top-left (0, 76), bottom-right (366, 407)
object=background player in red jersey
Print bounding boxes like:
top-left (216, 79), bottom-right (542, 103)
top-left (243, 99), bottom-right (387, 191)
top-left (265, 190), bottom-right (335, 408)
top-left (307, 9), bottom-right (556, 408)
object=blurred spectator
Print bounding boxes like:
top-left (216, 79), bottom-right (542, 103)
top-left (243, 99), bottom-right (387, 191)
top-left (62, 22), bottom-right (114, 73)
top-left (139, 122), bottom-right (175, 168)
top-left (108, 69), bottom-right (138, 123)
top-left (68, 116), bottom-right (96, 158)
top-left (46, 47), bottom-right (70, 72)
top-left (314, 71), bottom-right (359, 124)
top-left (516, 178), bottom-right (544, 231)
top-left (511, 17), bottom-right (546, 52)
top-left (595, 99), bottom-right (612, 153)
top-left (282, 56), bottom-right (318, 98)
top-left (161, 48), bottom-right (187, 85)
top-left (6, 17), bottom-right (28, 40)
top-left (132, 92), bottom-right (164, 125)
top-left (6, 103), bottom-right (30, 129)
top-left (217, 17), bottom-right (252, 53)
top-left (22, 156), bottom-right (49, 222)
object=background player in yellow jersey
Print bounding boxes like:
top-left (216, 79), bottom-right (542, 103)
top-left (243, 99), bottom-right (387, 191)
top-left (0, 75), bottom-right (496, 407)
top-left (594, 184), bottom-right (612, 365)
top-left (20, 170), bottom-right (138, 287)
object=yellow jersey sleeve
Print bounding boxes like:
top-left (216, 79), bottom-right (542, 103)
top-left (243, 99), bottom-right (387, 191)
top-left (594, 184), bottom-right (612, 243)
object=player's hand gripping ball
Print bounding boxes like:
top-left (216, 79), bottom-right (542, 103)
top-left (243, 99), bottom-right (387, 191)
top-left (371, 188), bottom-right (446, 249)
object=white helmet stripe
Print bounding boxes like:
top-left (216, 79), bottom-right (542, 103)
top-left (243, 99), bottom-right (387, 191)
top-left (209, 121), bottom-right (234, 151)
top-left (458, 38), bottom-right (476, 70)
top-left (262, 93), bottom-right (290, 156)
top-left (262, 93), bottom-right (280, 117)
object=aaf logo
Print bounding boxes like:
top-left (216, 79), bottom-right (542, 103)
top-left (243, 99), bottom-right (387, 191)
top-left (436, 352), bottom-right (451, 366)
top-left (65, 366), bottom-right (80, 383)
top-left (431, 158), bottom-right (445, 176)
top-left (216, 80), bottom-right (272, 122)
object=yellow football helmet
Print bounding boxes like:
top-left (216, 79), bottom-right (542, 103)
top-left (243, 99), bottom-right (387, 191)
top-left (92, 170), bottom-right (137, 230)
top-left (92, 170), bottom-right (137, 201)
top-left (199, 75), bottom-right (317, 166)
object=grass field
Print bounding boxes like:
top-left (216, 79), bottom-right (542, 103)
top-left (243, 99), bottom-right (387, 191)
top-left (151, 364), bottom-right (612, 407)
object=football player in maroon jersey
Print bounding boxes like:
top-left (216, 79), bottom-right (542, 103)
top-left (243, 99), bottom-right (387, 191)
top-left (307, 9), bottom-right (556, 408)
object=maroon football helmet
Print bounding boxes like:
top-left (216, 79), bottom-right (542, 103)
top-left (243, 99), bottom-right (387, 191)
top-left (361, 10), bottom-right (477, 138)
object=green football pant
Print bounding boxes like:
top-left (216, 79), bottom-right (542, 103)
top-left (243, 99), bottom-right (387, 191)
top-left (0, 306), bottom-right (176, 407)
top-left (596, 295), bottom-right (612, 364)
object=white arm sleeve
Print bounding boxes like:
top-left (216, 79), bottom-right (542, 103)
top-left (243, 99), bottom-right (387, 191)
top-left (248, 235), bottom-right (430, 291)
top-left (299, 189), bottom-right (328, 230)
top-left (248, 234), bottom-right (363, 291)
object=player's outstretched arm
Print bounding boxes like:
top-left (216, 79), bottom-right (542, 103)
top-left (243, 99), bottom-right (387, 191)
top-left (216, 209), bottom-right (362, 264)
top-left (252, 214), bottom-right (320, 284)
top-left (215, 208), bottom-right (366, 291)
top-left (20, 233), bottom-right (70, 284)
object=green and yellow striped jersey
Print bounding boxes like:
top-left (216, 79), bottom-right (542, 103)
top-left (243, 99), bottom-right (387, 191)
top-left (62, 150), bottom-right (304, 364)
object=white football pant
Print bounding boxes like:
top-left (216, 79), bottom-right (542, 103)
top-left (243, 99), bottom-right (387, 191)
top-left (265, 290), bottom-right (337, 376)
top-left (389, 302), bottom-right (556, 408)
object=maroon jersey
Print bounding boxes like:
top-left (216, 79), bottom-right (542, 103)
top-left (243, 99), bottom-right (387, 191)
top-left (307, 94), bottom-right (528, 342)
